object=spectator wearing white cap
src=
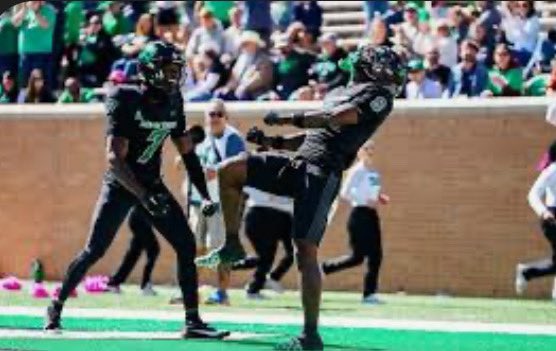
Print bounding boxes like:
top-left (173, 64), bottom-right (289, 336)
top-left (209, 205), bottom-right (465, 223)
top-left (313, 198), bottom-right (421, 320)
top-left (214, 31), bottom-right (273, 101)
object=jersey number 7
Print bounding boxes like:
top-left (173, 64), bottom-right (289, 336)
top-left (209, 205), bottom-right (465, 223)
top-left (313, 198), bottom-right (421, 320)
top-left (138, 129), bottom-right (170, 164)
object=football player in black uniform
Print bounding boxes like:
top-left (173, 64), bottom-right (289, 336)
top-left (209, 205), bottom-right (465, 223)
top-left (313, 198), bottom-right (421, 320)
top-left (197, 45), bottom-right (407, 350)
top-left (45, 41), bottom-right (229, 339)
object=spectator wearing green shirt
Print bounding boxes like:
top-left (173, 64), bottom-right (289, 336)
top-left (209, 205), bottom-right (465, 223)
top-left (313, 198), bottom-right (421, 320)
top-left (484, 43), bottom-right (523, 97)
top-left (272, 34), bottom-right (315, 100)
top-left (77, 14), bottom-right (118, 87)
top-left (57, 77), bottom-right (97, 104)
top-left (200, 1), bottom-right (235, 28)
top-left (0, 10), bottom-right (19, 81)
top-left (525, 61), bottom-right (556, 97)
top-left (63, 1), bottom-right (84, 77)
top-left (12, 1), bottom-right (57, 89)
top-left (100, 1), bottom-right (132, 37)
top-left (310, 33), bottom-right (348, 96)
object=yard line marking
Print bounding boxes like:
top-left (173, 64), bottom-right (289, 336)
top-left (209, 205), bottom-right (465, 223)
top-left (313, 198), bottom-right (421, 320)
top-left (1, 306), bottom-right (556, 336)
top-left (0, 329), bottom-right (272, 341)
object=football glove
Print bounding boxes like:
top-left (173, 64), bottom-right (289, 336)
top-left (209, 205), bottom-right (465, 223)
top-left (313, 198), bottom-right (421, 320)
top-left (246, 127), bottom-right (266, 146)
top-left (143, 192), bottom-right (171, 218)
top-left (201, 199), bottom-right (219, 217)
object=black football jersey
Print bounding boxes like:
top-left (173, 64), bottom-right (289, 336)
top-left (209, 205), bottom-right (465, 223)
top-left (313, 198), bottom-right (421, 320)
top-left (104, 85), bottom-right (186, 184)
top-left (295, 83), bottom-right (394, 173)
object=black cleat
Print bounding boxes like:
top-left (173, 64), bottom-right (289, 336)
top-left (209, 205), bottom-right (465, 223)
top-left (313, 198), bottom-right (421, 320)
top-left (44, 302), bottom-right (63, 332)
top-left (275, 334), bottom-right (324, 351)
top-left (181, 320), bottom-right (230, 339)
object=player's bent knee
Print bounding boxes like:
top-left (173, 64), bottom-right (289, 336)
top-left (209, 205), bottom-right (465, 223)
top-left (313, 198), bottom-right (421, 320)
top-left (218, 153), bottom-right (249, 186)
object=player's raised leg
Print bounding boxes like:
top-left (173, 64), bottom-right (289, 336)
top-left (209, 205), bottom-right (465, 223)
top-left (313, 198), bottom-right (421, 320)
top-left (195, 154), bottom-right (249, 268)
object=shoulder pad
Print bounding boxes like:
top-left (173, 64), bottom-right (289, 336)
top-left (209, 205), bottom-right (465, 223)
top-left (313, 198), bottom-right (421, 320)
top-left (106, 84), bottom-right (143, 102)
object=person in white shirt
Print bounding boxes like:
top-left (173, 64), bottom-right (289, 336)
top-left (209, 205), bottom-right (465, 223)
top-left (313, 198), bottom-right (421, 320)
top-left (501, 0), bottom-right (540, 66)
top-left (405, 59), bottom-right (444, 99)
top-left (434, 20), bottom-right (458, 68)
top-left (232, 186), bottom-right (294, 299)
top-left (321, 140), bottom-right (390, 305)
top-left (516, 141), bottom-right (556, 300)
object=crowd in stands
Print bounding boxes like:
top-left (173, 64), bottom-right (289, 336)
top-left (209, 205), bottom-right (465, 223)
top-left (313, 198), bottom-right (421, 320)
top-left (0, 0), bottom-right (555, 105)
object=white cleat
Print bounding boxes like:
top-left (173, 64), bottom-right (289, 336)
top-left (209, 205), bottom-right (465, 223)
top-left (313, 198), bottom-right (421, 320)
top-left (264, 277), bottom-right (285, 294)
top-left (246, 292), bottom-right (268, 300)
top-left (515, 264), bottom-right (528, 295)
top-left (141, 283), bottom-right (158, 297)
top-left (362, 294), bottom-right (383, 305)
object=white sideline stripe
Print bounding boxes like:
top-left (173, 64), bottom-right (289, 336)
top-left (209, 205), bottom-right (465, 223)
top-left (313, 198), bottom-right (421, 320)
top-left (0, 330), bottom-right (270, 341)
top-left (1, 306), bottom-right (556, 336)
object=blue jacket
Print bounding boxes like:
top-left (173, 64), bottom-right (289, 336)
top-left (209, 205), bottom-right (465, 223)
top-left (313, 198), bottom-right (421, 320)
top-left (190, 126), bottom-right (245, 205)
top-left (450, 63), bottom-right (489, 97)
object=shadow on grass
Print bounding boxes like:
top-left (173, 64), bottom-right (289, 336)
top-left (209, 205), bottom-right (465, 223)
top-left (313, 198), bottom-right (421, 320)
top-left (224, 338), bottom-right (386, 351)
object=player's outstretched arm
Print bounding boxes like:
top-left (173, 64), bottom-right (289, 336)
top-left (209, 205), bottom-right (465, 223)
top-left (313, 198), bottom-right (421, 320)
top-left (106, 136), bottom-right (148, 200)
top-left (172, 134), bottom-right (217, 216)
top-left (246, 127), bottom-right (306, 152)
top-left (263, 104), bottom-right (359, 130)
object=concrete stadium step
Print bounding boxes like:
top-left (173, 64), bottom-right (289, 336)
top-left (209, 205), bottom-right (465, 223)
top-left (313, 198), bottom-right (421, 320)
top-left (538, 1), bottom-right (556, 12)
top-left (321, 24), bottom-right (366, 38)
top-left (323, 11), bottom-right (366, 26)
top-left (318, 1), bottom-right (363, 12)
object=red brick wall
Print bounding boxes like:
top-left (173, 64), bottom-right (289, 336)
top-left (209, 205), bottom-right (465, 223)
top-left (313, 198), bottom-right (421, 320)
top-left (0, 102), bottom-right (553, 298)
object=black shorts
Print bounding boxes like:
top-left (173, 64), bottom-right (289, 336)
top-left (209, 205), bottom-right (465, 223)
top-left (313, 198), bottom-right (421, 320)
top-left (246, 153), bottom-right (341, 245)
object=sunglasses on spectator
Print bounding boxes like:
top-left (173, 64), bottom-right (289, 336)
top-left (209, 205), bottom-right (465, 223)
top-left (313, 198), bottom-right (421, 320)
top-left (518, 3), bottom-right (530, 8)
top-left (208, 111), bottom-right (224, 118)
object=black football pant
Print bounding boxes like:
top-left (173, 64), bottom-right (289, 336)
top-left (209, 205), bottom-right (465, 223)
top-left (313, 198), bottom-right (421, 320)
top-left (57, 180), bottom-right (199, 314)
top-left (523, 208), bottom-right (556, 280)
top-left (322, 207), bottom-right (382, 297)
top-left (108, 206), bottom-right (160, 289)
top-left (233, 207), bottom-right (294, 294)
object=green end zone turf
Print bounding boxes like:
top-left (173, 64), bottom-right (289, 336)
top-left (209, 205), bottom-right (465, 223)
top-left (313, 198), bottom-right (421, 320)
top-left (0, 315), bottom-right (555, 351)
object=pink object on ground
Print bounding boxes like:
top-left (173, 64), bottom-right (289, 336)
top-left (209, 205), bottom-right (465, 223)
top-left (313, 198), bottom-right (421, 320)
top-left (31, 282), bottom-right (50, 298)
top-left (84, 275), bottom-right (109, 294)
top-left (52, 285), bottom-right (78, 298)
top-left (1, 276), bottom-right (22, 291)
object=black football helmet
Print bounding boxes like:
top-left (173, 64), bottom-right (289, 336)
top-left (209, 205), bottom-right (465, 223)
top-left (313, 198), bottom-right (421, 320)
top-left (137, 40), bottom-right (185, 93)
top-left (340, 44), bottom-right (408, 95)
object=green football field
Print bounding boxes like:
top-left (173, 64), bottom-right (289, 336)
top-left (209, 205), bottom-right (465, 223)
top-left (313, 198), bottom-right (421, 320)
top-left (0, 285), bottom-right (556, 351)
